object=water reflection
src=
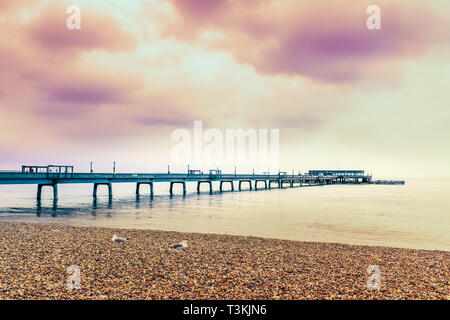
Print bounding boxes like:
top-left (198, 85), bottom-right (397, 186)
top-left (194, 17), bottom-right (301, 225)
top-left (92, 196), bottom-right (113, 209)
top-left (36, 199), bottom-right (59, 217)
top-left (135, 194), bottom-right (140, 209)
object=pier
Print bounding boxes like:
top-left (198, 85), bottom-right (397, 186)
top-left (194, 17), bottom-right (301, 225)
top-left (373, 180), bottom-right (405, 185)
top-left (0, 166), bottom-right (404, 201)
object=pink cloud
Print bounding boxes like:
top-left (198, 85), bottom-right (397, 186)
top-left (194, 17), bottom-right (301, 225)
top-left (35, 70), bottom-right (141, 106)
top-left (174, 0), bottom-right (228, 19)
top-left (0, 2), bottom-right (144, 120)
top-left (1, 0), bottom-right (448, 172)
top-left (26, 3), bottom-right (137, 53)
top-left (136, 117), bottom-right (192, 127)
top-left (0, 3), bottom-right (142, 150)
top-left (0, 0), bottom-right (34, 13)
top-left (166, 0), bottom-right (450, 82)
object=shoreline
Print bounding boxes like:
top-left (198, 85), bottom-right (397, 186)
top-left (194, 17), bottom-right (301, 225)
top-left (2, 218), bottom-right (449, 253)
top-left (0, 221), bottom-right (448, 299)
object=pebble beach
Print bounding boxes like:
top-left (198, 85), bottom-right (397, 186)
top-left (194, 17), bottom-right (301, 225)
top-left (0, 221), bottom-right (448, 300)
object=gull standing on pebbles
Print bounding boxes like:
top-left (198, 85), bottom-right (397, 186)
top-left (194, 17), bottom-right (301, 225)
top-left (171, 240), bottom-right (188, 248)
top-left (112, 234), bottom-right (127, 242)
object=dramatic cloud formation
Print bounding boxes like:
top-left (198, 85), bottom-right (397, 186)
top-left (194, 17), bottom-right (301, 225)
top-left (0, 0), bottom-right (449, 177)
top-left (27, 3), bottom-right (137, 53)
top-left (166, 0), bottom-right (450, 82)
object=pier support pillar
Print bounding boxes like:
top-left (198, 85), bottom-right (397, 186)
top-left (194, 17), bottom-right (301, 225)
top-left (37, 183), bottom-right (58, 201)
top-left (255, 180), bottom-right (267, 190)
top-left (219, 180), bottom-right (234, 192)
top-left (238, 180), bottom-right (252, 191)
top-left (136, 182), bottom-right (154, 196)
top-left (170, 181), bottom-right (186, 195)
top-left (197, 181), bottom-right (212, 194)
top-left (268, 180), bottom-right (280, 189)
top-left (93, 183), bottom-right (112, 198)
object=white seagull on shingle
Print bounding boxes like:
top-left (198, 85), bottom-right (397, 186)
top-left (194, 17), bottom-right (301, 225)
top-left (171, 240), bottom-right (188, 248)
top-left (111, 234), bottom-right (127, 242)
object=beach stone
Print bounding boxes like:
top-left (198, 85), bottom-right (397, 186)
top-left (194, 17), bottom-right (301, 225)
top-left (0, 221), bottom-right (448, 300)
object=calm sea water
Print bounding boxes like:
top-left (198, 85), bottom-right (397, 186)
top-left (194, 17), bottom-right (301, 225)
top-left (0, 179), bottom-right (448, 251)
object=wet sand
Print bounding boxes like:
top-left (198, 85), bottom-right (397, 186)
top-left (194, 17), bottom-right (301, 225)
top-left (0, 222), bottom-right (448, 299)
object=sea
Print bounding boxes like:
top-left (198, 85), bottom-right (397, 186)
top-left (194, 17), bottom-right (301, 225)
top-left (0, 178), bottom-right (448, 251)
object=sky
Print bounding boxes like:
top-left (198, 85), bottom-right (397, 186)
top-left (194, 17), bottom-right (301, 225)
top-left (0, 0), bottom-right (449, 178)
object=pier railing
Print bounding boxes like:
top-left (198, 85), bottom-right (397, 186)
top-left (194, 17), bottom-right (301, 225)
top-left (0, 170), bottom-right (401, 200)
top-left (0, 171), bottom-right (372, 182)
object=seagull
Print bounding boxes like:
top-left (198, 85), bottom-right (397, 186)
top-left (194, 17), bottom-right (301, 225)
top-left (171, 240), bottom-right (188, 248)
top-left (111, 234), bottom-right (127, 242)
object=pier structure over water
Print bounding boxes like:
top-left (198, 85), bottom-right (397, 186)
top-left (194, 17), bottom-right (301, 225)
top-left (0, 165), bottom-right (404, 201)
top-left (373, 180), bottom-right (405, 185)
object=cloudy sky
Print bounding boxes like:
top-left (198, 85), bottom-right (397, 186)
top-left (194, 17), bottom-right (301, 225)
top-left (1, 0), bottom-right (449, 178)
